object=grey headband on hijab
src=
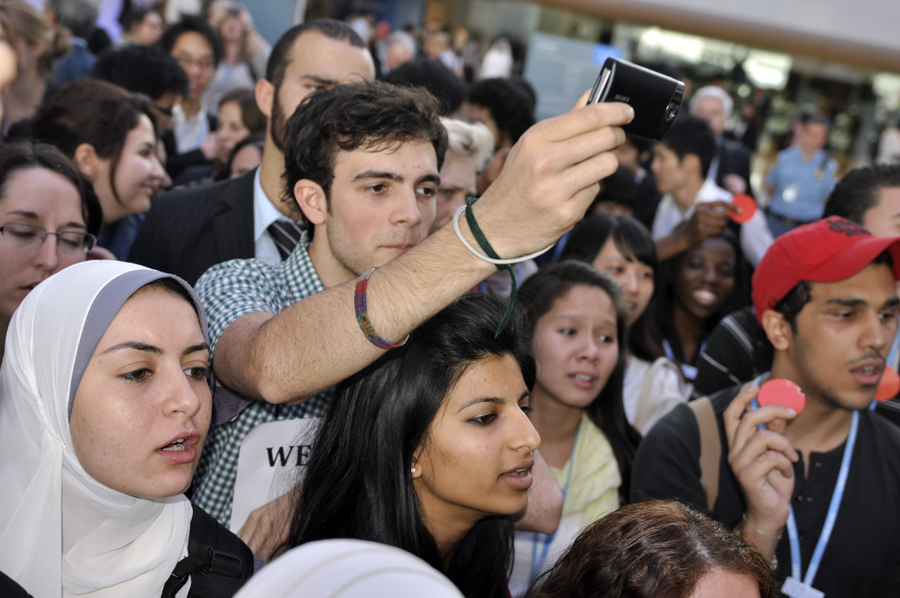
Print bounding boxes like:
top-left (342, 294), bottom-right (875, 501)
top-left (68, 269), bottom-right (207, 419)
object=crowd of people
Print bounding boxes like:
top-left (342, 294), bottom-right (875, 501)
top-left (1, 2), bottom-right (900, 598)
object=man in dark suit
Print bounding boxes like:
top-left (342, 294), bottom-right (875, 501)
top-left (128, 19), bottom-right (376, 285)
top-left (691, 86), bottom-right (754, 198)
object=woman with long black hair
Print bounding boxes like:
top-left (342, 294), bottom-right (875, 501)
top-left (282, 294), bottom-right (540, 598)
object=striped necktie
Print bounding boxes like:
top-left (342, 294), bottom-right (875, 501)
top-left (267, 220), bottom-right (304, 260)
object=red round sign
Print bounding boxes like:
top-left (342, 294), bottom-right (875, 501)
top-left (730, 194), bottom-right (757, 224)
top-left (875, 366), bottom-right (900, 402)
top-left (757, 378), bottom-right (806, 414)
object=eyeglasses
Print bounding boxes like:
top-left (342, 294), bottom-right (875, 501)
top-left (175, 54), bottom-right (215, 71)
top-left (0, 223), bottom-right (97, 254)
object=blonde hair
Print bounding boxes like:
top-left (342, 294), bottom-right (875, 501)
top-left (440, 117), bottom-right (494, 172)
top-left (0, 1), bottom-right (67, 78)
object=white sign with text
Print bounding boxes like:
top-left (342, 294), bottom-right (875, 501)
top-left (229, 418), bottom-right (320, 533)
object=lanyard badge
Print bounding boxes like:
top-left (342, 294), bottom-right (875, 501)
top-left (751, 374), bottom-right (860, 598)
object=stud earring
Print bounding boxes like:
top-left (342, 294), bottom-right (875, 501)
top-left (411, 467), bottom-right (416, 474)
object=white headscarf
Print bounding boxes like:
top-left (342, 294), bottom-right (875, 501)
top-left (234, 539), bottom-right (465, 598)
top-left (0, 261), bottom-right (209, 598)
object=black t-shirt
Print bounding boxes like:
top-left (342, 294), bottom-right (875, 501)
top-left (632, 385), bottom-right (900, 597)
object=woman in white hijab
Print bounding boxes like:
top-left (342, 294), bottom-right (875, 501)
top-left (235, 539), bottom-right (465, 598)
top-left (0, 260), bottom-right (253, 597)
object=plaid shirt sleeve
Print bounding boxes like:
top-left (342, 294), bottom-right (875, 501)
top-left (196, 258), bottom-right (283, 354)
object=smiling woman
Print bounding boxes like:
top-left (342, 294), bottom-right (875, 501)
top-left (0, 261), bottom-right (253, 597)
top-left (282, 294), bottom-right (538, 598)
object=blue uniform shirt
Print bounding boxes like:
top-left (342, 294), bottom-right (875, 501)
top-left (766, 146), bottom-right (837, 222)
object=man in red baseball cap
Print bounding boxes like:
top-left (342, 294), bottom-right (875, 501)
top-left (632, 216), bottom-right (900, 597)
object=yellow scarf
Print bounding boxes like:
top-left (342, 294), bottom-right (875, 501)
top-left (549, 412), bottom-right (622, 530)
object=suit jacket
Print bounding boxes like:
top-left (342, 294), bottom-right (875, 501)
top-left (128, 169), bottom-right (256, 287)
top-left (714, 139), bottom-right (754, 198)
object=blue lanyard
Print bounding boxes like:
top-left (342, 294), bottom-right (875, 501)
top-left (787, 410), bottom-right (858, 587)
top-left (750, 373), bottom-right (859, 589)
top-left (662, 339), bottom-right (706, 381)
top-left (530, 421), bottom-right (582, 580)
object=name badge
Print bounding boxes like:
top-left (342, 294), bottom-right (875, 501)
top-left (783, 576), bottom-right (824, 598)
top-left (782, 184), bottom-right (798, 203)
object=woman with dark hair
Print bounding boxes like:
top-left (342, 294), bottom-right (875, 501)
top-left (283, 294), bottom-right (540, 598)
top-left (227, 133), bottom-right (264, 179)
top-left (525, 500), bottom-right (777, 598)
top-left (0, 261), bottom-right (254, 597)
top-left (175, 88), bottom-right (265, 185)
top-left (24, 79), bottom-right (168, 259)
top-left (560, 215), bottom-right (686, 434)
top-left (0, 140), bottom-right (101, 364)
top-left (509, 261), bottom-right (641, 594)
top-left (653, 228), bottom-right (742, 391)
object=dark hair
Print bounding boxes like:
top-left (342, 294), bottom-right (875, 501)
top-left (588, 164), bottom-right (639, 214)
top-left (121, 7), bottom-right (156, 31)
top-left (519, 261), bottom-right (641, 502)
top-left (652, 228), bottom-right (743, 367)
top-left (265, 19), bottom-right (365, 90)
top-left (158, 14), bottom-right (221, 66)
top-left (468, 78), bottom-right (536, 147)
top-left (285, 294), bottom-right (534, 598)
top-left (658, 115), bottom-right (717, 178)
top-left (0, 140), bottom-right (102, 235)
top-left (91, 44), bottom-right (189, 100)
top-left (282, 81), bottom-right (448, 213)
top-left (22, 80), bottom-right (159, 210)
top-left (525, 501), bottom-right (778, 598)
top-left (823, 163), bottom-right (900, 226)
top-left (46, 0), bottom-right (98, 40)
top-left (218, 88), bottom-right (266, 135)
top-left (384, 58), bottom-right (466, 116)
top-left (224, 134), bottom-right (264, 179)
top-left (559, 215), bottom-right (660, 362)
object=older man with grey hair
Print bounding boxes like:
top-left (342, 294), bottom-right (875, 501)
top-left (690, 85), bottom-right (753, 197)
top-left (46, 0), bottom-right (100, 86)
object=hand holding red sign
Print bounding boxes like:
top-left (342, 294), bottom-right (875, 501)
top-left (757, 379), bottom-right (806, 414)
top-left (729, 194), bottom-right (757, 225)
top-left (875, 366), bottom-right (900, 402)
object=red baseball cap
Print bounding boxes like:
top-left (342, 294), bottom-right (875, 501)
top-left (752, 217), bottom-right (900, 325)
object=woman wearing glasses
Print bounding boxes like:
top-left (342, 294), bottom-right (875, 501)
top-left (0, 140), bottom-right (101, 363)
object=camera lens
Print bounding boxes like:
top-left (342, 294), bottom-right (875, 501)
top-left (665, 103), bottom-right (678, 121)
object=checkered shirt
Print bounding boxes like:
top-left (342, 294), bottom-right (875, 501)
top-left (191, 231), bottom-right (333, 526)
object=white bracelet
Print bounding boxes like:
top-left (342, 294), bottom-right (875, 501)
top-left (452, 205), bottom-right (555, 265)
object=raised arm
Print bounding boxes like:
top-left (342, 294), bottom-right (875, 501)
top-left (212, 101), bottom-right (634, 404)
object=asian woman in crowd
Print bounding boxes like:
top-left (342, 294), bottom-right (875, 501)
top-left (509, 261), bottom-right (641, 593)
top-left (559, 214), bottom-right (687, 434)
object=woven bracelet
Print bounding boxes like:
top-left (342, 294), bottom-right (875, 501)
top-left (354, 267), bottom-right (408, 350)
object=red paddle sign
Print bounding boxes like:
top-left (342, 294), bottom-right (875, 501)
top-left (729, 194), bottom-right (757, 224)
top-left (875, 366), bottom-right (900, 402)
top-left (757, 379), bottom-right (806, 414)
